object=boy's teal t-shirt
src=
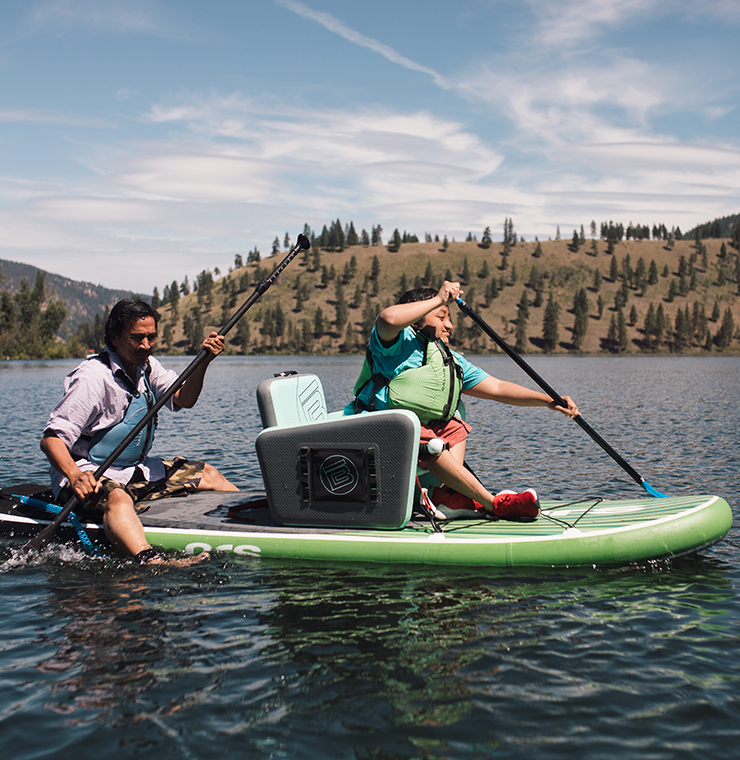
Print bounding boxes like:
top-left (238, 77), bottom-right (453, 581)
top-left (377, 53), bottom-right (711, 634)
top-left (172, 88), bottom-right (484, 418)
top-left (345, 325), bottom-right (489, 415)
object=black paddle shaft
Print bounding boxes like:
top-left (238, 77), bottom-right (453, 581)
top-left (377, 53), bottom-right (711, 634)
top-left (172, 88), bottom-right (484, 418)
top-left (24, 233), bottom-right (310, 553)
top-left (456, 297), bottom-right (650, 490)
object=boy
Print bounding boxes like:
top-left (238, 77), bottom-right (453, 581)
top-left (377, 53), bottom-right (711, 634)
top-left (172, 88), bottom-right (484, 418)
top-left (347, 281), bottom-right (579, 521)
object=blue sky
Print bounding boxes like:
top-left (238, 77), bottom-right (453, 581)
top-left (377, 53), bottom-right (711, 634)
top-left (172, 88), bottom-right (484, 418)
top-left (1, 0), bottom-right (739, 292)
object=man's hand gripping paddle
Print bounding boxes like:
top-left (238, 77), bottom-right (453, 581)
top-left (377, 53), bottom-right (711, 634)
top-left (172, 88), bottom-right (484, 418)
top-left (23, 233), bottom-right (311, 554)
top-left (455, 296), bottom-right (667, 498)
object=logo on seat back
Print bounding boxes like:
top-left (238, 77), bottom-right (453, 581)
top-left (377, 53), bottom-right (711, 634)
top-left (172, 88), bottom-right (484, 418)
top-left (319, 454), bottom-right (360, 496)
top-left (297, 378), bottom-right (326, 422)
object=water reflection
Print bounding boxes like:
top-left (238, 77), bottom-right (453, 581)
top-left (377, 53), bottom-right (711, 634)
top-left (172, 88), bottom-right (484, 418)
top-left (1, 355), bottom-right (739, 759)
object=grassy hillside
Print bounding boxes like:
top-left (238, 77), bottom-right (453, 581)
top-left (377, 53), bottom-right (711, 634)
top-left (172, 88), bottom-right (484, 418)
top-left (151, 236), bottom-right (740, 356)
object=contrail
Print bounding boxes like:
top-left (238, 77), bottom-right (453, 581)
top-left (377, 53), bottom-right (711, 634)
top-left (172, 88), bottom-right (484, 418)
top-left (275, 0), bottom-right (452, 90)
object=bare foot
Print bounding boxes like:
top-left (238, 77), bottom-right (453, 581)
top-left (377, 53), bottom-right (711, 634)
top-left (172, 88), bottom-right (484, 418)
top-left (144, 551), bottom-right (211, 567)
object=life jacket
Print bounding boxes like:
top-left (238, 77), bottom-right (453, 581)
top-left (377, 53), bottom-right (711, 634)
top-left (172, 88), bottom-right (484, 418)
top-left (86, 352), bottom-right (157, 467)
top-left (352, 327), bottom-right (463, 424)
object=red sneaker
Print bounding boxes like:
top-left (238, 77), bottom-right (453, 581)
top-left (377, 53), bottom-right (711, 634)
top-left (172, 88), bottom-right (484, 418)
top-left (491, 489), bottom-right (540, 522)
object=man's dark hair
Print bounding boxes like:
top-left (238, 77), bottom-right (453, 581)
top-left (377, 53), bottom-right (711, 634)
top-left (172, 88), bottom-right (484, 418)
top-left (398, 287), bottom-right (438, 304)
top-left (105, 299), bottom-right (160, 348)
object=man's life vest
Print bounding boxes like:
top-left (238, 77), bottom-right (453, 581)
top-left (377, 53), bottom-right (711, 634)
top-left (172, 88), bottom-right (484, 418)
top-left (352, 328), bottom-right (464, 424)
top-left (86, 352), bottom-right (157, 467)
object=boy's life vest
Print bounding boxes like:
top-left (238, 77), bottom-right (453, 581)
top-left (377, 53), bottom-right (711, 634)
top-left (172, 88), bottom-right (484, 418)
top-left (352, 327), bottom-right (464, 424)
top-left (85, 352), bottom-right (157, 467)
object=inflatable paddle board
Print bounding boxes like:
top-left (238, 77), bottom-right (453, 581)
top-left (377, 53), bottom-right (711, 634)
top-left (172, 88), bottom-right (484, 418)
top-left (0, 487), bottom-right (731, 568)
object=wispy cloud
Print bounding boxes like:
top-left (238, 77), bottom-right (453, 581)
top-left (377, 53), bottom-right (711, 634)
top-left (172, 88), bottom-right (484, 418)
top-left (0, 107), bottom-right (106, 127)
top-left (522, 0), bottom-right (661, 47)
top-left (29, 0), bottom-right (175, 37)
top-left (275, 0), bottom-right (452, 89)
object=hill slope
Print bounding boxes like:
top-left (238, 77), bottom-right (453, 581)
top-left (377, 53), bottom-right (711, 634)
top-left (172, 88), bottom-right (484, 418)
top-left (152, 236), bottom-right (740, 356)
top-left (0, 258), bottom-right (143, 335)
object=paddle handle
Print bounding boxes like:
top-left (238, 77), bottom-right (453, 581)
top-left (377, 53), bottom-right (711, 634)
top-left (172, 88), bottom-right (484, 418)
top-left (455, 297), bottom-right (666, 497)
top-left (24, 233), bottom-right (310, 552)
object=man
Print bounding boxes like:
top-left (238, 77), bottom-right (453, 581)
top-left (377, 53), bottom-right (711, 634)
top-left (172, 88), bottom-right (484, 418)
top-left (348, 281), bottom-right (580, 521)
top-left (41, 299), bottom-right (238, 564)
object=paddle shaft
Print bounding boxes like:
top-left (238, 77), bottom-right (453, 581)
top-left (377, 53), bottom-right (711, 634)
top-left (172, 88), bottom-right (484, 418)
top-left (24, 233), bottom-right (310, 552)
top-left (456, 297), bottom-right (665, 496)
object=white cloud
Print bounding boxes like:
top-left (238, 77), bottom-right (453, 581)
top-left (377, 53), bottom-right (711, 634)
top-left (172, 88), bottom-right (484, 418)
top-left (0, 97), bottom-right (511, 288)
top-left (522, 0), bottom-right (661, 47)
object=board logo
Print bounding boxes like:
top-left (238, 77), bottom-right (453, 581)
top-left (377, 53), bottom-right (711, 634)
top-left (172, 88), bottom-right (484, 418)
top-left (319, 454), bottom-right (360, 496)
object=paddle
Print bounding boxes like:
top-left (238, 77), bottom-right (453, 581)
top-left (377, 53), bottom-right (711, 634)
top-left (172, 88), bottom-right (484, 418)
top-left (455, 296), bottom-right (667, 498)
top-left (23, 232), bottom-right (311, 553)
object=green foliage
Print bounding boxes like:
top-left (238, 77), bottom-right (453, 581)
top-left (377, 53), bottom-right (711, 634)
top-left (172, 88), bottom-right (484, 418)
top-left (542, 293), bottom-right (560, 352)
top-left (0, 271), bottom-right (69, 358)
top-left (571, 288), bottom-right (589, 351)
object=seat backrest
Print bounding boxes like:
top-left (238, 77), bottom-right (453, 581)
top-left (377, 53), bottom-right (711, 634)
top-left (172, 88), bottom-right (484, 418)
top-left (256, 373), bottom-right (328, 428)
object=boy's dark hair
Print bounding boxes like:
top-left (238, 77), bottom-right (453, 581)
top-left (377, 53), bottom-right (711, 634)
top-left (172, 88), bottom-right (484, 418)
top-left (105, 299), bottom-right (160, 348)
top-left (398, 287), bottom-right (438, 304)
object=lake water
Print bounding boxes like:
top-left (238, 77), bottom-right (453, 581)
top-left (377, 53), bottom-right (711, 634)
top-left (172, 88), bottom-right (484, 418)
top-left (1, 354), bottom-right (739, 759)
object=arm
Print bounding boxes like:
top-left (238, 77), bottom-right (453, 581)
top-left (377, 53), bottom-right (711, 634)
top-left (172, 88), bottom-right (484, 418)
top-left (172, 332), bottom-right (225, 409)
top-left (40, 432), bottom-right (101, 500)
top-left (463, 375), bottom-right (580, 418)
top-left (376, 281), bottom-right (462, 345)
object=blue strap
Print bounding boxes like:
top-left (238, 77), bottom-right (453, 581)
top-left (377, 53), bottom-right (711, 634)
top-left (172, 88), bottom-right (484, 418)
top-left (13, 494), bottom-right (98, 554)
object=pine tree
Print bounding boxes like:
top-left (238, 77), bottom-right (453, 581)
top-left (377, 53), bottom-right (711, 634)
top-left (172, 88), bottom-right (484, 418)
top-left (313, 307), bottom-right (325, 338)
top-left (518, 290), bottom-right (530, 321)
top-left (542, 293), bottom-right (560, 352)
top-left (233, 315), bottom-right (250, 351)
top-left (648, 259), bottom-right (659, 285)
top-left (607, 314), bottom-right (617, 352)
top-left (481, 226), bottom-right (492, 249)
top-left (571, 288), bottom-right (589, 350)
top-left (390, 228), bottom-right (402, 250)
top-left (643, 303), bottom-right (656, 347)
top-left (609, 256), bottom-right (618, 281)
top-left (715, 307), bottom-right (735, 349)
top-left (615, 308), bottom-right (628, 352)
top-left (673, 308), bottom-right (689, 352)
top-left (654, 303), bottom-right (666, 346)
top-left (370, 255), bottom-right (381, 281)
top-left (488, 275), bottom-right (499, 301)
top-left (514, 307), bottom-right (528, 353)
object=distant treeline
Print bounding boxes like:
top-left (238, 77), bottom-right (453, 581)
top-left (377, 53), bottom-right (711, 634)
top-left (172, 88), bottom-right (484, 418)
top-left (153, 215), bottom-right (740, 314)
top-left (6, 213), bottom-right (739, 360)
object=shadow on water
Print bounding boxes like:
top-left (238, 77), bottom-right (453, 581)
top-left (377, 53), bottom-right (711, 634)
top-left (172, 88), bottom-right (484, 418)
top-left (2, 544), bottom-right (738, 759)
